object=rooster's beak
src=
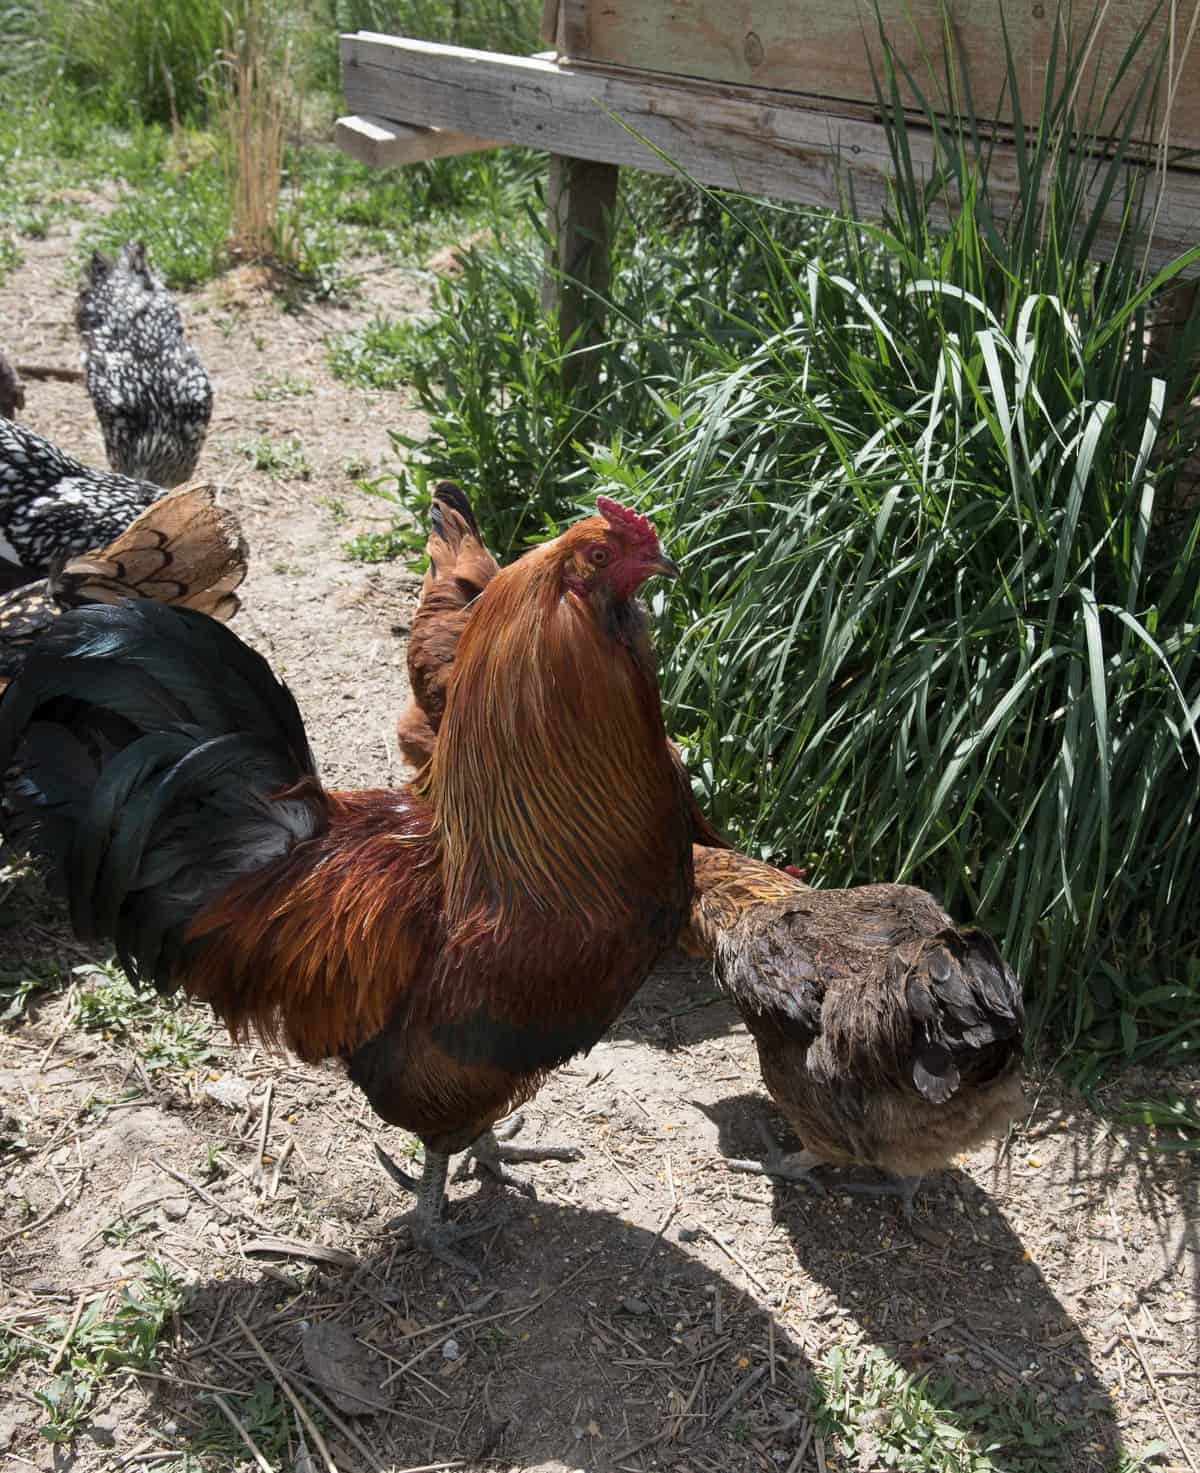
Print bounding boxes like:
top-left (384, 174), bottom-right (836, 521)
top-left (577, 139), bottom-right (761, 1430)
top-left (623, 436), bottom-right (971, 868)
top-left (649, 551), bottom-right (681, 581)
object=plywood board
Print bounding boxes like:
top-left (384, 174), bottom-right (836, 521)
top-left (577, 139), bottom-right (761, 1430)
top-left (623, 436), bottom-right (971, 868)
top-left (339, 35), bottom-right (1200, 272)
top-left (559, 0), bottom-right (1200, 155)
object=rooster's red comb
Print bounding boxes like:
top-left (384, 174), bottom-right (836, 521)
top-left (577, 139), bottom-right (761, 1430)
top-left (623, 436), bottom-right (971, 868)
top-left (596, 496), bottom-right (658, 548)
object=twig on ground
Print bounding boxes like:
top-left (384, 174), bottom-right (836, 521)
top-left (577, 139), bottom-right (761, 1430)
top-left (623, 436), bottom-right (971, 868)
top-left (0, 1183), bottom-right (72, 1247)
top-left (705, 1364), bottom-right (766, 1431)
top-left (47, 1291), bottom-right (87, 1374)
top-left (784, 1423), bottom-right (814, 1473)
top-left (1122, 1313), bottom-right (1198, 1473)
top-left (37, 987), bottom-right (77, 1073)
top-left (255, 1079), bottom-right (274, 1183)
top-left (234, 1314), bottom-right (340, 1473)
top-left (152, 1158), bottom-right (272, 1231)
top-left (15, 362), bottom-right (84, 382)
top-left (691, 1223), bottom-right (770, 1294)
top-left (212, 1393), bottom-right (274, 1473)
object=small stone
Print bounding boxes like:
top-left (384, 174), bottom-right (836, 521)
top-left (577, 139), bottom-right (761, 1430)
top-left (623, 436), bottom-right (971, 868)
top-left (203, 1076), bottom-right (254, 1110)
top-left (620, 1297), bottom-right (650, 1316)
top-left (442, 1338), bottom-right (461, 1361)
top-left (161, 1197), bottom-right (189, 1221)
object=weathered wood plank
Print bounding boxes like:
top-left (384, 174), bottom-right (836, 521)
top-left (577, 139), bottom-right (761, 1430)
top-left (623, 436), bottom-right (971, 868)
top-left (558, 0), bottom-right (1200, 155)
top-left (334, 113), bottom-right (497, 168)
top-left (339, 33), bottom-right (1200, 272)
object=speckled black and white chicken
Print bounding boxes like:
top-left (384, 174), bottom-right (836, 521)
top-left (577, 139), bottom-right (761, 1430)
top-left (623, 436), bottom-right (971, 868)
top-left (0, 417), bottom-right (167, 584)
top-left (77, 241), bottom-right (213, 486)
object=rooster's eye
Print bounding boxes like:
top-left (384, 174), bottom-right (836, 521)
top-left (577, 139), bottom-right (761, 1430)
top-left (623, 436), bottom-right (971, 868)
top-left (588, 546), bottom-right (610, 566)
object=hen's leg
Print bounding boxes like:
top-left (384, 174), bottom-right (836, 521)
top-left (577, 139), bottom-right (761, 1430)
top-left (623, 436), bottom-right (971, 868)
top-left (374, 1144), bottom-right (496, 1277)
top-left (833, 1174), bottom-right (923, 1223)
top-left (456, 1113), bottom-right (582, 1198)
top-left (726, 1118), bottom-right (827, 1193)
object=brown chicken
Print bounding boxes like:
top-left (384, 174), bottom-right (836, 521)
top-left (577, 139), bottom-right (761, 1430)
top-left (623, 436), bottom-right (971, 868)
top-left (394, 482), bottom-right (730, 853)
top-left (679, 847), bottom-right (1024, 1216)
top-left (0, 349), bottom-right (25, 419)
top-left (0, 484), bottom-right (247, 692)
top-left (1, 497), bottom-right (693, 1273)
top-left (396, 481), bottom-right (499, 769)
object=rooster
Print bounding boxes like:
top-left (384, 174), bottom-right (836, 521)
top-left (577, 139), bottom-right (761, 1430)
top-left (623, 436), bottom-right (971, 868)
top-left (0, 497), bottom-right (692, 1272)
top-left (77, 242), bottom-right (213, 486)
top-left (396, 481), bottom-right (499, 770)
top-left (0, 484), bottom-right (246, 692)
top-left (0, 417), bottom-right (169, 584)
top-left (679, 847), bottom-right (1024, 1217)
top-left (394, 483), bottom-right (729, 848)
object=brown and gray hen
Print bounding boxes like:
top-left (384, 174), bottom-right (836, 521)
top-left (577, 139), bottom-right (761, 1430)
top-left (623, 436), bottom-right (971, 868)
top-left (680, 847), bottom-right (1024, 1217)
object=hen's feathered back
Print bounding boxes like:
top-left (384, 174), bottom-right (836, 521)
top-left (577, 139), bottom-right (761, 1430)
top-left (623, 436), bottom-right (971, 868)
top-left (0, 417), bottom-right (164, 574)
top-left (0, 484), bottom-right (247, 689)
top-left (688, 847), bottom-right (1024, 1177)
top-left (77, 242), bottom-right (212, 486)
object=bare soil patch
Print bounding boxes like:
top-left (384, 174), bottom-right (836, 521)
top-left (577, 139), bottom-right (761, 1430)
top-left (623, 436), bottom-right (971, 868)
top-left (1, 212), bottom-right (1197, 1473)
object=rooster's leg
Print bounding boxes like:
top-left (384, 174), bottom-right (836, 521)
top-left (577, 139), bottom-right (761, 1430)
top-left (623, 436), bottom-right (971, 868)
top-left (374, 1143), bottom-right (497, 1277)
top-left (457, 1113), bottom-right (582, 1198)
top-left (725, 1119), bottom-right (826, 1193)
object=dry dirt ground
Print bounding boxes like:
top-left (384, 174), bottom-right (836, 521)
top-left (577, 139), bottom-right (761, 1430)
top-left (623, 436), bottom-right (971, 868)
top-left (1, 216), bottom-right (1197, 1473)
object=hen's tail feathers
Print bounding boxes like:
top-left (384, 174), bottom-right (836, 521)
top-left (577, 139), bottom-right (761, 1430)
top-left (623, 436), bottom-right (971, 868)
top-left (907, 927), bottom-right (1023, 1104)
top-left (426, 480), bottom-right (499, 597)
top-left (51, 484), bottom-right (246, 619)
top-left (0, 602), bottom-right (323, 991)
top-left (0, 486), bottom-right (247, 689)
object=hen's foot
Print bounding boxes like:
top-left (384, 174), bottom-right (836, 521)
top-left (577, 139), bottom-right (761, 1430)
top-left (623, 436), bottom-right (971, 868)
top-left (455, 1113), bottom-right (582, 1198)
top-left (832, 1174), bottom-right (923, 1223)
top-left (726, 1120), bottom-right (826, 1193)
top-left (374, 1143), bottom-right (499, 1277)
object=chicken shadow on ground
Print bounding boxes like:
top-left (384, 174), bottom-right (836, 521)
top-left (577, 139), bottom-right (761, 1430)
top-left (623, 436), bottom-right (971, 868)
top-left (700, 1092), bottom-right (1134, 1473)
top-left (143, 1198), bottom-right (824, 1473)
top-left (610, 949), bottom-right (743, 1052)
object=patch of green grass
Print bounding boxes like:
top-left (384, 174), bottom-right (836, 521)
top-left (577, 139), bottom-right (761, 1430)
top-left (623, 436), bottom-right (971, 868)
top-left (238, 433), bottom-right (312, 480)
top-left (253, 370), bottom-right (313, 401)
top-left (1115, 1092), bottom-right (1200, 1152)
top-left (0, 1261), bottom-right (184, 1443)
top-left (73, 963), bottom-right (214, 1073)
top-left (343, 522), bottom-right (419, 563)
top-left (82, 152), bottom-right (232, 290)
top-left (0, 232), bottom-right (22, 284)
top-left (0, 959), bottom-right (68, 1024)
top-left (327, 313), bottom-right (417, 389)
top-left (1, 0), bottom-right (228, 124)
top-left (318, 494), bottom-right (349, 523)
top-left (807, 1344), bottom-right (1080, 1471)
top-left (192, 1377), bottom-right (296, 1465)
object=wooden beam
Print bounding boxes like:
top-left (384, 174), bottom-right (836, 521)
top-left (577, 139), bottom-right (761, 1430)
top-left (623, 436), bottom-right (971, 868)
top-left (334, 113), bottom-right (497, 169)
top-left (339, 33), bottom-right (1200, 273)
top-left (557, 0), bottom-right (1200, 157)
top-left (543, 155), bottom-right (619, 393)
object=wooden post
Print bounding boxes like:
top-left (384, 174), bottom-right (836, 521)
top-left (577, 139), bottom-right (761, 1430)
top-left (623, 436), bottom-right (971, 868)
top-left (542, 153), bottom-right (619, 396)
